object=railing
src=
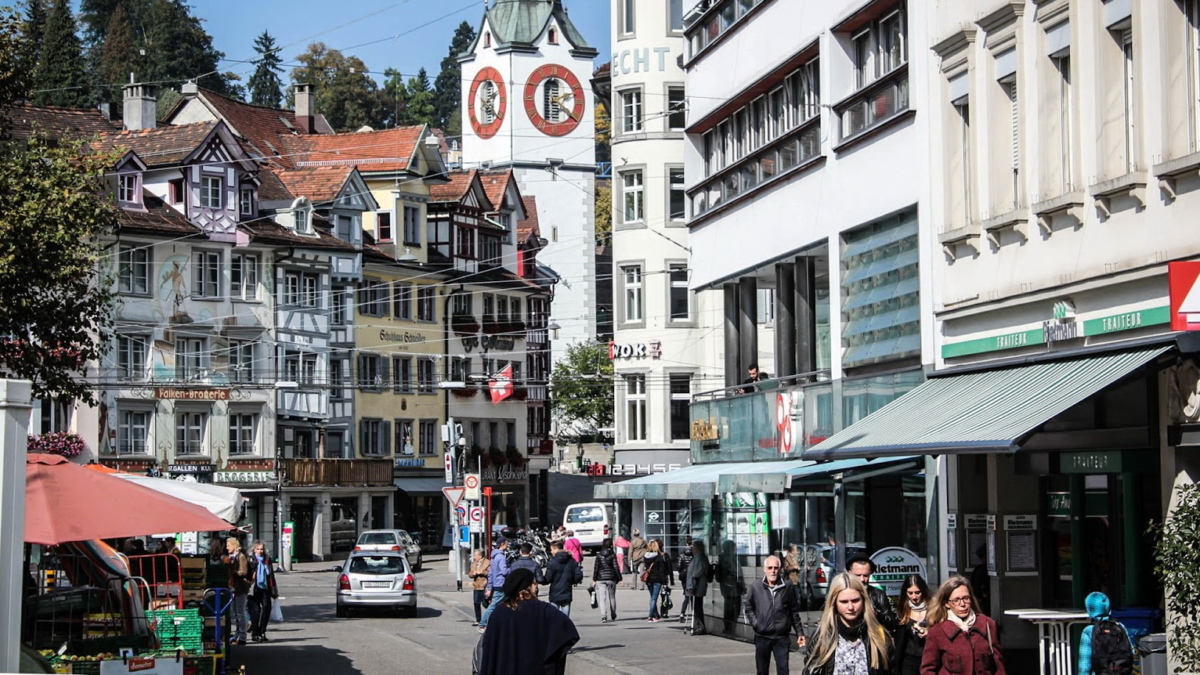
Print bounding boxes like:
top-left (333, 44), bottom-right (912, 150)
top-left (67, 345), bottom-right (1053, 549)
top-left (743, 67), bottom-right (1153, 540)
top-left (279, 458), bottom-right (394, 487)
top-left (834, 63), bottom-right (910, 144)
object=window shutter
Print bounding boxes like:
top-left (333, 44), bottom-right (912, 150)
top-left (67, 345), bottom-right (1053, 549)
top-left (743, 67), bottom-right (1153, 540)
top-left (381, 421), bottom-right (392, 454)
top-left (1010, 81), bottom-right (1020, 171)
top-left (380, 356), bottom-right (391, 391)
top-left (356, 355), bottom-right (365, 386)
top-left (359, 420), bottom-right (367, 454)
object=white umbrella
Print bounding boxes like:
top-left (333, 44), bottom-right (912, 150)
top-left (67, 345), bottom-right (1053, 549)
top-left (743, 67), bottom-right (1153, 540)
top-left (110, 473), bottom-right (245, 522)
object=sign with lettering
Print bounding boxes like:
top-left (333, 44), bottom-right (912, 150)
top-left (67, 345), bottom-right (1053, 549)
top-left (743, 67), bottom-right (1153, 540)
top-left (964, 514), bottom-right (988, 530)
top-left (154, 388), bottom-right (230, 401)
top-left (214, 470), bottom-right (277, 484)
top-left (99, 657), bottom-right (183, 674)
top-left (869, 547), bottom-right (927, 597)
top-left (481, 466), bottom-right (528, 482)
top-left (1003, 515), bottom-right (1037, 531)
top-left (393, 458), bottom-right (426, 468)
top-left (482, 334), bottom-right (516, 352)
top-left (611, 46), bottom-right (674, 77)
top-left (947, 513), bottom-right (958, 529)
top-left (586, 463), bottom-right (683, 477)
top-left (943, 306), bottom-right (1170, 358)
top-left (380, 329), bottom-right (427, 345)
top-left (167, 463), bottom-right (214, 475)
top-left (1061, 450), bottom-right (1123, 474)
top-left (608, 340), bottom-right (662, 360)
top-left (690, 418), bottom-right (719, 441)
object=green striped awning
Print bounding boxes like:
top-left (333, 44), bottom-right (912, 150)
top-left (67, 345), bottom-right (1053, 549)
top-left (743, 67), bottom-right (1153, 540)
top-left (804, 346), bottom-right (1170, 460)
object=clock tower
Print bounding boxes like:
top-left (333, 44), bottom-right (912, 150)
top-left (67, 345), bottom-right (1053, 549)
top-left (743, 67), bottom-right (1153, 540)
top-left (460, 0), bottom-right (599, 360)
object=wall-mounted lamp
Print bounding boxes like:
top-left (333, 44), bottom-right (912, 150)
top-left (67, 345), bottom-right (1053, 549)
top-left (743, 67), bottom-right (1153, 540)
top-left (397, 247), bottom-right (417, 262)
top-left (548, 322), bottom-right (561, 340)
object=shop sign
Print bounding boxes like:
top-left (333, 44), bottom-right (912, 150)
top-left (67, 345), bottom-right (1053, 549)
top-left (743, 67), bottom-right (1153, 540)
top-left (214, 470), bottom-right (277, 483)
top-left (482, 334), bottom-right (516, 352)
top-left (1003, 515), bottom-right (1037, 531)
top-left (1043, 301), bottom-right (1080, 343)
top-left (943, 306), bottom-right (1170, 358)
top-left (947, 513), bottom-right (958, 529)
top-left (986, 514), bottom-right (997, 531)
top-left (587, 463), bottom-right (682, 477)
top-left (1083, 306), bottom-right (1169, 336)
top-left (964, 514), bottom-right (989, 530)
top-left (1169, 261), bottom-right (1200, 330)
top-left (394, 458), bottom-right (426, 468)
top-left (869, 547), bottom-right (926, 597)
top-left (98, 657), bottom-right (182, 674)
top-left (167, 463), bottom-right (214, 475)
top-left (1061, 450), bottom-right (1123, 474)
top-left (690, 418), bottom-right (720, 442)
top-left (481, 466), bottom-right (528, 482)
top-left (611, 46), bottom-right (673, 77)
top-left (380, 329), bottom-right (427, 345)
top-left (608, 340), bottom-right (662, 360)
top-left (154, 387), bottom-right (230, 401)
top-left (1045, 491), bottom-right (1108, 517)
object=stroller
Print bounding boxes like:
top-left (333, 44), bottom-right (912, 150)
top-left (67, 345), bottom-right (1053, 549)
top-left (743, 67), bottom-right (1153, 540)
top-left (658, 585), bottom-right (673, 620)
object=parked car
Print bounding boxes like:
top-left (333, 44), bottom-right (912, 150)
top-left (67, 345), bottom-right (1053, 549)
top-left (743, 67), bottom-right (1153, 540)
top-left (354, 529), bottom-right (423, 570)
top-left (335, 552), bottom-right (417, 617)
top-left (330, 503), bottom-right (358, 552)
top-left (563, 502), bottom-right (616, 550)
top-left (812, 543), bottom-right (868, 604)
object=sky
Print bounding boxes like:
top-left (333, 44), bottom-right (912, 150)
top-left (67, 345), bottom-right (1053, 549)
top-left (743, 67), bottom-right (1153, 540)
top-left (198, 0), bottom-right (612, 89)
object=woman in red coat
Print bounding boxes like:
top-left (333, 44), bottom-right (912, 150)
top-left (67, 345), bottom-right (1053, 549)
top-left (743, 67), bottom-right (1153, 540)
top-left (920, 576), bottom-right (1006, 675)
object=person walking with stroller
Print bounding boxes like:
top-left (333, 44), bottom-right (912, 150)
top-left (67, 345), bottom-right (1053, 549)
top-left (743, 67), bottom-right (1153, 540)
top-left (591, 537), bottom-right (621, 623)
top-left (642, 540), bottom-right (673, 622)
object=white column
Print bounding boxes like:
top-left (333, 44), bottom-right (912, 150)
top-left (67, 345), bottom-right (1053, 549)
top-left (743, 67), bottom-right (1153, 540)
top-left (0, 380), bottom-right (32, 673)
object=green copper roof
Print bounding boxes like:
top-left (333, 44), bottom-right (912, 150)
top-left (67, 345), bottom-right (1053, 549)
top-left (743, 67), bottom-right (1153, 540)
top-left (467, 0), bottom-right (597, 56)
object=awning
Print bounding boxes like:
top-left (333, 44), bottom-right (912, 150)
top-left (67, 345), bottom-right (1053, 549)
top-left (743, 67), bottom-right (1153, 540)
top-left (394, 477), bottom-right (450, 495)
top-left (718, 456), bottom-right (921, 493)
top-left (804, 346), bottom-right (1170, 460)
top-left (593, 463), bottom-right (733, 500)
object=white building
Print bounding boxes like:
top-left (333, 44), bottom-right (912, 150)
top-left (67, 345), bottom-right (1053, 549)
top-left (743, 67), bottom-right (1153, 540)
top-left (459, 0), bottom-right (600, 367)
top-left (606, 0), bottom-right (722, 482)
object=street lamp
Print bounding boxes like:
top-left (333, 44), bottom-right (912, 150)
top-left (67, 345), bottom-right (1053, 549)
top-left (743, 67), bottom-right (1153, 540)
top-left (548, 321), bottom-right (561, 340)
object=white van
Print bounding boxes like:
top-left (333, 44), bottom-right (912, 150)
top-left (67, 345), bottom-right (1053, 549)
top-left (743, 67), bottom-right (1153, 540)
top-left (564, 502), bottom-right (616, 550)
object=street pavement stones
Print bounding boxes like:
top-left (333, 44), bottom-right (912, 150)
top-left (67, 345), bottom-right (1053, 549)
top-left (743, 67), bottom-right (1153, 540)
top-left (224, 552), bottom-right (807, 674)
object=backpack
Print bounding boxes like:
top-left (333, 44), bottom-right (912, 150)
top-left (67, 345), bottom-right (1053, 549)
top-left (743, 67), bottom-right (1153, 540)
top-left (1091, 618), bottom-right (1134, 675)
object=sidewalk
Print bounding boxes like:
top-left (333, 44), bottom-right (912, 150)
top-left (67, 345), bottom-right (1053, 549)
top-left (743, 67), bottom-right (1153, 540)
top-left (289, 551), bottom-right (788, 674)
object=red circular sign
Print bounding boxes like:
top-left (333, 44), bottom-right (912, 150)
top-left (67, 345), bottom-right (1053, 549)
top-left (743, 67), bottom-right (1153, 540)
top-left (465, 474), bottom-right (480, 490)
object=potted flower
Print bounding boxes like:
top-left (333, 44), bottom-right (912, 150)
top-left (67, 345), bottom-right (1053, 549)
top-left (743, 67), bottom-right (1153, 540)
top-left (487, 446), bottom-right (507, 467)
top-left (451, 313), bottom-right (480, 336)
top-left (28, 431), bottom-right (87, 458)
top-left (505, 445), bottom-right (525, 467)
top-left (452, 385), bottom-right (478, 398)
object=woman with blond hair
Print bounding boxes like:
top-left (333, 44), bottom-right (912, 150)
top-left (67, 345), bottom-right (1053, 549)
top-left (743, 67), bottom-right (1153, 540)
top-left (800, 572), bottom-right (892, 675)
top-left (920, 576), bottom-right (1006, 675)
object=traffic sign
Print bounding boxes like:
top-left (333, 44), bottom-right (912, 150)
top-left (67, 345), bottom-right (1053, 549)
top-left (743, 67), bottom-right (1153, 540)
top-left (464, 473), bottom-right (481, 500)
top-left (442, 486), bottom-right (465, 509)
top-left (444, 450), bottom-right (454, 483)
top-left (455, 506), bottom-right (467, 525)
top-left (1170, 261), bottom-right (1200, 330)
top-left (469, 506), bottom-right (484, 533)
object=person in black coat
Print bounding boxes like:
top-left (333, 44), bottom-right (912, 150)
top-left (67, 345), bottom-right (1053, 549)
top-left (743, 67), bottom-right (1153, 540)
top-left (847, 556), bottom-right (899, 635)
top-left (591, 538), bottom-right (621, 623)
top-left (542, 542), bottom-right (582, 617)
top-left (475, 568), bottom-right (579, 675)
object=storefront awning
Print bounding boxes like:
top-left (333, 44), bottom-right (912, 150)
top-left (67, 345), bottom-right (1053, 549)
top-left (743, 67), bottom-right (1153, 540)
top-left (593, 463), bottom-right (738, 500)
top-left (804, 346), bottom-right (1170, 460)
top-left (718, 456), bottom-right (921, 493)
top-left (394, 477), bottom-right (450, 495)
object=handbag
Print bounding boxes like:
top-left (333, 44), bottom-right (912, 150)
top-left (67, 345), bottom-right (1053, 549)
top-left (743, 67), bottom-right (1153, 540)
top-left (640, 559), bottom-right (653, 584)
top-left (270, 598), bottom-right (283, 623)
top-left (588, 585), bottom-right (598, 609)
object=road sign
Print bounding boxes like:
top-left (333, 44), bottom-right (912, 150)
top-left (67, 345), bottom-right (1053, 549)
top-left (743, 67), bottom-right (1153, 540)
top-left (442, 486), bottom-right (465, 509)
top-left (444, 449), bottom-right (454, 483)
top-left (469, 506), bottom-right (484, 533)
top-left (464, 473), bottom-right (481, 500)
top-left (1170, 261), bottom-right (1200, 330)
top-left (455, 505), bottom-right (467, 525)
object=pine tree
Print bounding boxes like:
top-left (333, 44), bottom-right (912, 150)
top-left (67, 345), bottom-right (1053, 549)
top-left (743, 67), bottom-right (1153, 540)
top-left (380, 67), bottom-right (408, 128)
top-left (248, 30), bottom-right (283, 107)
top-left (405, 68), bottom-right (436, 128)
top-left (31, 0), bottom-right (87, 107)
top-left (141, 0), bottom-right (235, 97)
top-left (433, 21), bottom-right (475, 134)
top-left (22, 0), bottom-right (47, 71)
top-left (97, 3), bottom-right (136, 105)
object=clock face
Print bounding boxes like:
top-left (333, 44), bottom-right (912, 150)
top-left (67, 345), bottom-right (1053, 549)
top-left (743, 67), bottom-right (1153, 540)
top-left (468, 67), bottom-right (507, 139)
top-left (523, 64), bottom-right (585, 137)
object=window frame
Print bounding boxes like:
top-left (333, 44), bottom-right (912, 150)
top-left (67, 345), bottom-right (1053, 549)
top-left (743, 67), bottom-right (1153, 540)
top-left (416, 286), bottom-right (435, 322)
top-left (229, 340), bottom-right (255, 383)
top-left (117, 173), bottom-right (139, 205)
top-left (175, 337), bottom-right (206, 380)
top-left (666, 85), bottom-right (687, 131)
top-left (200, 175), bottom-right (223, 210)
top-left (377, 211), bottom-right (393, 242)
top-left (417, 357), bottom-right (436, 394)
top-left (403, 205), bottom-right (421, 245)
top-left (669, 373), bottom-right (693, 440)
top-left (175, 409), bottom-right (209, 456)
top-left (619, 262), bottom-right (645, 326)
top-left (117, 334), bottom-right (148, 381)
top-left (192, 250), bottom-right (222, 299)
top-left (239, 188), bottom-right (254, 217)
top-left (667, 262), bottom-right (692, 324)
top-left (118, 244), bottom-right (150, 295)
top-left (229, 412), bottom-right (258, 455)
top-left (620, 169), bottom-right (645, 226)
top-left (667, 166), bottom-right (686, 224)
top-left (231, 253), bottom-right (259, 301)
top-left (118, 408), bottom-right (151, 455)
top-left (624, 373), bottom-right (647, 442)
top-left (620, 87), bottom-right (644, 134)
top-left (393, 356), bottom-right (413, 394)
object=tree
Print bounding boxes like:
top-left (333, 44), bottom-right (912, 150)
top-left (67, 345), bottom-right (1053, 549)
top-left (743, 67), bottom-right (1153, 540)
top-left (31, 0), bottom-right (87, 107)
top-left (1152, 482), bottom-right (1200, 670)
top-left (248, 30), bottom-right (284, 108)
top-left (141, 0), bottom-right (238, 98)
top-left (96, 3), bottom-right (136, 106)
top-left (0, 8), bottom-right (119, 404)
top-left (594, 183), bottom-right (612, 246)
top-left (291, 42), bottom-right (383, 131)
top-left (379, 67), bottom-right (408, 128)
top-left (595, 99), bottom-right (611, 164)
top-left (433, 21), bottom-right (475, 134)
top-left (404, 68), bottom-right (436, 127)
top-left (550, 343), bottom-right (614, 442)
top-left (21, 0), bottom-right (47, 71)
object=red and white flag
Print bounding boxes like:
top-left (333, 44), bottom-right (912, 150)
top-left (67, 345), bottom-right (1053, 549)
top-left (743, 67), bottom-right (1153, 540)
top-left (490, 364), bottom-right (514, 404)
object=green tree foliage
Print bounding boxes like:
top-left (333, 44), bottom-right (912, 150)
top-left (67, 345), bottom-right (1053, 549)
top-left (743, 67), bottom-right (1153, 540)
top-left (21, 0), bottom-right (47, 71)
top-left (550, 342), bottom-right (614, 441)
top-left (404, 68), bottom-right (436, 128)
top-left (594, 183), bottom-right (612, 246)
top-left (379, 67), bottom-right (408, 128)
top-left (0, 9), bottom-right (118, 403)
top-left (248, 30), bottom-right (284, 108)
top-left (291, 42), bottom-right (382, 131)
top-left (433, 21), bottom-right (474, 135)
top-left (1152, 482), bottom-right (1200, 670)
top-left (96, 3), bottom-right (136, 106)
top-left (595, 99), bottom-right (611, 165)
top-left (31, 0), bottom-right (87, 107)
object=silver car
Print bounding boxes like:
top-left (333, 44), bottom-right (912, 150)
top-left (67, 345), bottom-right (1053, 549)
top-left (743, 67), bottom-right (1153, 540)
top-left (355, 529), bottom-right (423, 570)
top-left (335, 552), bottom-right (417, 617)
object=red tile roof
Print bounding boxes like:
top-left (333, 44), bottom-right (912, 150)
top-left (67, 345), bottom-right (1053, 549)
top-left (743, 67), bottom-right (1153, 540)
top-left (188, 89), bottom-right (334, 165)
top-left (273, 166), bottom-right (354, 204)
top-left (93, 122), bottom-right (217, 167)
top-left (239, 219), bottom-right (357, 251)
top-left (282, 126), bottom-right (424, 172)
top-left (429, 169), bottom-right (484, 205)
top-left (5, 103), bottom-right (120, 141)
top-left (257, 169), bottom-right (295, 202)
top-left (518, 196), bottom-right (540, 240)
top-left (117, 191), bottom-right (204, 237)
top-left (480, 169), bottom-right (513, 210)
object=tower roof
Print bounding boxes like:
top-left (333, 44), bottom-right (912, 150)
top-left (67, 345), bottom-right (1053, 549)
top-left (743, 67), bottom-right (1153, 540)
top-left (465, 0), bottom-right (597, 57)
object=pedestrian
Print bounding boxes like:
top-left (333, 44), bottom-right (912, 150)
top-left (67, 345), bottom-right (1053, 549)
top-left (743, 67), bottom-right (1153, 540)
top-left (470, 548), bottom-right (492, 626)
top-left (474, 568), bottom-right (580, 675)
top-left (893, 575), bottom-right (931, 675)
top-left (799, 572), bottom-right (893, 675)
top-left (642, 540), bottom-right (673, 622)
top-left (1077, 591), bottom-right (1135, 675)
top-left (563, 531), bottom-right (583, 564)
top-left (738, 362), bottom-right (770, 394)
top-left (613, 533), bottom-right (630, 586)
top-left (847, 556), bottom-right (899, 635)
top-left (920, 575), bottom-right (1006, 675)
top-left (676, 537), bottom-right (695, 623)
top-left (629, 529), bottom-right (647, 590)
top-left (744, 555), bottom-right (803, 675)
top-left (783, 544), bottom-right (806, 609)
top-left (478, 537), bottom-right (511, 633)
top-left (223, 536), bottom-right (252, 646)
top-left (685, 539), bottom-right (711, 635)
top-left (969, 545), bottom-right (991, 617)
top-left (542, 541), bottom-right (583, 617)
top-left (591, 537), bottom-right (621, 623)
top-left (510, 542), bottom-right (545, 582)
top-left (247, 541), bottom-right (278, 642)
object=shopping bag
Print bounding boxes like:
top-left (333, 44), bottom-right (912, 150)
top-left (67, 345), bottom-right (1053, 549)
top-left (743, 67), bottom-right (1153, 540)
top-left (588, 586), bottom-right (598, 609)
top-left (270, 598), bottom-right (284, 623)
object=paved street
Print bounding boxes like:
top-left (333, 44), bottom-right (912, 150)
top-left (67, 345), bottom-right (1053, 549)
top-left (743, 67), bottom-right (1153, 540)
top-left (227, 553), bottom-right (807, 675)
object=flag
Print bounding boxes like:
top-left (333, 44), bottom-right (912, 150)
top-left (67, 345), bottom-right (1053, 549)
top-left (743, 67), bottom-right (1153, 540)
top-left (490, 364), bottom-right (514, 404)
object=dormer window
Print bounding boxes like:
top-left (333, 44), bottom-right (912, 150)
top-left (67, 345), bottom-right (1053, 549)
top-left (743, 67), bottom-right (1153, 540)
top-left (117, 173), bottom-right (139, 205)
top-left (296, 208), bottom-right (311, 234)
top-left (200, 175), bottom-right (223, 209)
top-left (484, 32), bottom-right (491, 47)
top-left (549, 28), bottom-right (558, 44)
top-left (239, 189), bottom-right (254, 217)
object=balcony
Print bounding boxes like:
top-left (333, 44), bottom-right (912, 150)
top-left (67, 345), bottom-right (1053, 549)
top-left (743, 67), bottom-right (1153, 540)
top-left (278, 458), bottom-right (394, 487)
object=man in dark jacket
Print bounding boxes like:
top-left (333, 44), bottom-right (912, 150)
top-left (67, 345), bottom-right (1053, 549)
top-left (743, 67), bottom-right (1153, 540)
top-left (542, 541), bottom-right (583, 617)
top-left (685, 540), bottom-right (711, 635)
top-left (509, 542), bottom-right (545, 583)
top-left (847, 557), bottom-right (898, 635)
top-left (591, 538), bottom-right (622, 623)
top-left (744, 556), bottom-right (803, 675)
top-left (676, 537), bottom-right (695, 623)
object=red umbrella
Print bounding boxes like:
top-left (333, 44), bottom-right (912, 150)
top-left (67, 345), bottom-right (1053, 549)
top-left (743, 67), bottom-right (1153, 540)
top-left (24, 454), bottom-right (234, 545)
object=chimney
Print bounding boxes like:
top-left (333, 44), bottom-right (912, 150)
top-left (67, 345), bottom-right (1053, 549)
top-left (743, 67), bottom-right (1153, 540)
top-left (294, 83), bottom-right (314, 134)
top-left (122, 83), bottom-right (157, 131)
